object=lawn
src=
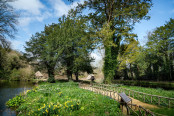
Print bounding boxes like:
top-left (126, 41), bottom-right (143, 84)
top-left (6, 81), bottom-right (121, 116)
top-left (121, 85), bottom-right (174, 98)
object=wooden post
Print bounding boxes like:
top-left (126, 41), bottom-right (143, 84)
top-left (151, 96), bottom-right (152, 103)
top-left (113, 92), bottom-right (115, 99)
top-left (158, 97), bottom-right (160, 106)
top-left (168, 99), bottom-right (170, 108)
top-left (133, 91), bottom-right (134, 98)
top-left (144, 94), bottom-right (145, 102)
top-left (129, 90), bottom-right (130, 97)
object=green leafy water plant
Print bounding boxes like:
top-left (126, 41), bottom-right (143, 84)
top-left (6, 95), bottom-right (25, 108)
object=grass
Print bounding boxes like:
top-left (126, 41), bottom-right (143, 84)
top-left (121, 85), bottom-right (174, 98)
top-left (118, 85), bottom-right (174, 108)
top-left (113, 80), bottom-right (174, 90)
top-left (150, 108), bottom-right (174, 116)
top-left (7, 81), bottom-right (121, 116)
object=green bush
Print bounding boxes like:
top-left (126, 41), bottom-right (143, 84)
top-left (9, 67), bottom-right (34, 81)
top-left (10, 69), bottom-right (21, 80)
top-left (6, 95), bottom-right (25, 108)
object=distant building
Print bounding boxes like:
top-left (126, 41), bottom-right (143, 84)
top-left (35, 71), bottom-right (44, 79)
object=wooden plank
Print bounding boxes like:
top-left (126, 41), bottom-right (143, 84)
top-left (119, 92), bottom-right (132, 103)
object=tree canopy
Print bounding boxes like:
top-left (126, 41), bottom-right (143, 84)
top-left (76, 0), bottom-right (152, 83)
top-left (25, 15), bottom-right (94, 82)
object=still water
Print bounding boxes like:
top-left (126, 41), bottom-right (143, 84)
top-left (0, 81), bottom-right (35, 116)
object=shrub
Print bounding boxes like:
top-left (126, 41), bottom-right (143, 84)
top-left (6, 95), bottom-right (25, 108)
top-left (9, 66), bottom-right (34, 81)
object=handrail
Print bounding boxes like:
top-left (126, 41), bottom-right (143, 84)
top-left (91, 83), bottom-right (174, 107)
top-left (79, 83), bottom-right (156, 116)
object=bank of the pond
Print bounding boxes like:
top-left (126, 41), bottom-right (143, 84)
top-left (0, 80), bottom-right (35, 116)
top-left (7, 82), bottom-right (121, 116)
top-left (113, 80), bottom-right (174, 90)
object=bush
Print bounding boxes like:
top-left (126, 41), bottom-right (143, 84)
top-left (10, 69), bottom-right (21, 80)
top-left (6, 95), bottom-right (25, 108)
top-left (18, 66), bottom-right (34, 80)
top-left (9, 66), bottom-right (34, 81)
top-left (47, 76), bottom-right (55, 83)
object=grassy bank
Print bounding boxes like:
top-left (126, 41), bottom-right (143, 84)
top-left (121, 85), bottom-right (174, 98)
top-left (6, 82), bottom-right (121, 116)
top-left (113, 80), bottom-right (174, 90)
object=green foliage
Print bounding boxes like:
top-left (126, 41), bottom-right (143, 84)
top-left (121, 85), bottom-right (174, 98)
top-left (25, 15), bottom-right (94, 81)
top-left (12, 82), bottom-right (121, 115)
top-left (47, 75), bottom-right (55, 83)
top-left (145, 18), bottom-right (174, 80)
top-left (151, 108), bottom-right (174, 116)
top-left (76, 0), bottom-right (152, 82)
top-left (6, 95), bottom-right (25, 108)
top-left (114, 80), bottom-right (174, 90)
top-left (10, 69), bottom-right (21, 80)
top-left (115, 18), bottom-right (174, 81)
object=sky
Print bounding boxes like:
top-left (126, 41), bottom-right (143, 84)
top-left (8, 0), bottom-right (174, 64)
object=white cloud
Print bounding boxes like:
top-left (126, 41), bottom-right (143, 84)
top-left (10, 0), bottom-right (85, 26)
top-left (19, 17), bottom-right (32, 26)
top-left (10, 39), bottom-right (25, 51)
top-left (50, 0), bottom-right (85, 17)
top-left (11, 0), bottom-right (44, 15)
top-left (10, 0), bottom-right (53, 26)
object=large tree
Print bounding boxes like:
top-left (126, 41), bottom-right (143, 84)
top-left (25, 15), bottom-right (94, 82)
top-left (0, 0), bottom-right (18, 79)
top-left (76, 0), bottom-right (152, 83)
top-left (146, 18), bottom-right (174, 81)
top-left (54, 15), bottom-right (94, 81)
top-left (25, 24), bottom-right (64, 82)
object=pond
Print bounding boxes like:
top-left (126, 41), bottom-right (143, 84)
top-left (0, 81), bottom-right (35, 116)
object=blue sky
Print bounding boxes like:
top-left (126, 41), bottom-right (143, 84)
top-left (8, 0), bottom-right (174, 63)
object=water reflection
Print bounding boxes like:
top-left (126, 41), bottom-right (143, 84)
top-left (0, 81), bottom-right (34, 116)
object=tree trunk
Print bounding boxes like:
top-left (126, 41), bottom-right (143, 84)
top-left (75, 72), bottom-right (79, 81)
top-left (47, 66), bottom-right (55, 83)
top-left (67, 69), bottom-right (72, 81)
top-left (103, 35), bottom-right (121, 83)
top-left (130, 63), bottom-right (134, 79)
top-left (169, 52), bottom-right (174, 80)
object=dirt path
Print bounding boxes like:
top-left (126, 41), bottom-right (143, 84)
top-left (79, 84), bottom-right (159, 115)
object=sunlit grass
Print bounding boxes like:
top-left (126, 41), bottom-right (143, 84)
top-left (121, 85), bottom-right (174, 98)
top-left (7, 82), bottom-right (121, 116)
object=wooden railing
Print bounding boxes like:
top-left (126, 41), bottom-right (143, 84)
top-left (79, 83), bottom-right (155, 116)
top-left (91, 83), bottom-right (174, 108)
top-left (127, 103), bottom-right (155, 116)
